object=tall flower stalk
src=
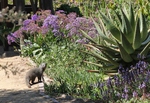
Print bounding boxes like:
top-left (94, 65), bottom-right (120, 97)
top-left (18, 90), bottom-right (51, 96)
top-left (91, 57), bottom-right (150, 102)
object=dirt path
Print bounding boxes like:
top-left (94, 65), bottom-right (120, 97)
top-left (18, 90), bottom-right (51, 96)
top-left (0, 54), bottom-right (56, 103)
top-left (0, 48), bottom-right (96, 103)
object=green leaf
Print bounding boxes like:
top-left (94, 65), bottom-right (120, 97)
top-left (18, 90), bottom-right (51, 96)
top-left (140, 42), bottom-right (150, 57)
top-left (92, 18), bottom-right (116, 44)
top-left (100, 12), bottom-right (121, 42)
top-left (32, 48), bottom-right (43, 59)
top-left (121, 32), bottom-right (134, 54)
top-left (84, 61), bottom-right (103, 67)
top-left (82, 49), bottom-right (110, 63)
top-left (117, 42), bottom-right (133, 62)
top-left (121, 9), bottom-right (133, 43)
top-left (140, 12), bottom-right (148, 42)
top-left (142, 33), bottom-right (150, 45)
top-left (133, 18), bottom-right (141, 50)
top-left (129, 5), bottom-right (135, 31)
top-left (94, 44), bottom-right (120, 57)
top-left (81, 30), bottom-right (97, 44)
top-left (102, 52), bottom-right (119, 66)
top-left (115, 11), bottom-right (122, 24)
top-left (103, 65), bottom-right (118, 74)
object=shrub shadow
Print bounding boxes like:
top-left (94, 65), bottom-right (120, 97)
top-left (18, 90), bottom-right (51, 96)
top-left (0, 89), bottom-right (53, 103)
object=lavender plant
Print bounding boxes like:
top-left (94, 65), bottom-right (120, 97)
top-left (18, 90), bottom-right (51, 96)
top-left (91, 57), bottom-right (150, 102)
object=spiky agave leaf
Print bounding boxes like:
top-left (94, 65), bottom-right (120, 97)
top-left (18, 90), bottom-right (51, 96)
top-left (140, 12), bottom-right (148, 42)
top-left (100, 12), bottom-right (121, 42)
top-left (121, 9), bottom-right (133, 43)
top-left (140, 42), bottom-right (150, 57)
top-left (142, 31), bottom-right (150, 45)
top-left (129, 5), bottom-right (135, 30)
top-left (81, 4), bottom-right (150, 75)
top-left (133, 18), bottom-right (142, 50)
top-left (92, 18), bottom-right (116, 45)
top-left (121, 32), bottom-right (134, 54)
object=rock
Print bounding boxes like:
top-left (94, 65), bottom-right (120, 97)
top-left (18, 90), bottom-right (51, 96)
top-left (72, 98), bottom-right (85, 103)
top-left (60, 94), bottom-right (73, 100)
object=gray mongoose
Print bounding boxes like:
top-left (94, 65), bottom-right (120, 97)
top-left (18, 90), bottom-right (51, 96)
top-left (25, 63), bottom-right (47, 88)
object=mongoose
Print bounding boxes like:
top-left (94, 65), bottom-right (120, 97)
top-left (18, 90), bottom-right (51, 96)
top-left (25, 63), bottom-right (47, 88)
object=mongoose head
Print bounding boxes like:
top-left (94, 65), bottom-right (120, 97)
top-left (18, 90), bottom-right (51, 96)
top-left (39, 63), bottom-right (47, 71)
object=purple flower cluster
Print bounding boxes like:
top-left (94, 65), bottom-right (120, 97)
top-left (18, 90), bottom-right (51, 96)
top-left (65, 15), bottom-right (97, 43)
top-left (31, 14), bottom-right (38, 21)
top-left (7, 10), bottom-right (97, 45)
top-left (42, 15), bottom-right (60, 36)
top-left (7, 29), bottom-right (23, 44)
top-left (92, 59), bottom-right (150, 101)
top-left (22, 19), bottom-right (40, 34)
top-left (7, 10), bottom-right (54, 44)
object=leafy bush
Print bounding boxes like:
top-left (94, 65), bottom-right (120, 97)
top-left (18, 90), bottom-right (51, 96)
top-left (7, 9), bottom-right (100, 98)
top-left (41, 36), bottom-right (101, 97)
top-left (56, 4), bottom-right (82, 17)
top-left (6, 1), bottom-right (150, 102)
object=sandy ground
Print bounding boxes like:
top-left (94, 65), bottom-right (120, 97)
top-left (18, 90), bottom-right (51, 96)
top-left (0, 47), bottom-right (97, 103)
top-left (0, 54), bottom-right (55, 103)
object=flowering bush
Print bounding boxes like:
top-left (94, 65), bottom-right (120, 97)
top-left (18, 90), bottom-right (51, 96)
top-left (7, 10), bottom-right (97, 45)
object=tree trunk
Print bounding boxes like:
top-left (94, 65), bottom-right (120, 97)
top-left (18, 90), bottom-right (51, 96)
top-left (0, 0), bottom-right (8, 9)
top-left (39, 0), bottom-right (54, 14)
top-left (14, 0), bottom-right (25, 11)
top-left (30, 0), bottom-right (38, 13)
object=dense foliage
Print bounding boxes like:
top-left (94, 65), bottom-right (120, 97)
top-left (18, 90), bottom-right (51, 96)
top-left (0, 6), bottom-right (28, 50)
top-left (3, 0), bottom-right (150, 102)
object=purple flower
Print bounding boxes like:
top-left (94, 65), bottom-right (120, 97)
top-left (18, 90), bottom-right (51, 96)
top-left (40, 26), bottom-right (49, 34)
top-left (52, 29), bottom-right (60, 36)
top-left (23, 19), bottom-right (33, 26)
top-left (114, 75), bottom-right (120, 86)
top-left (7, 28), bottom-right (23, 44)
top-left (7, 33), bottom-right (16, 45)
top-left (124, 85), bottom-right (128, 93)
top-left (106, 77), bottom-right (112, 87)
top-left (122, 93), bottom-right (125, 99)
top-left (137, 54), bottom-right (146, 59)
top-left (76, 38), bottom-right (88, 44)
top-left (31, 14), bottom-right (38, 21)
top-left (122, 93), bottom-right (128, 100)
top-left (65, 16), bottom-right (97, 39)
top-left (145, 71), bottom-right (150, 83)
top-left (139, 82), bottom-right (146, 89)
top-left (42, 15), bottom-right (60, 35)
top-left (56, 10), bottom-right (65, 13)
top-left (22, 22), bottom-right (40, 34)
top-left (133, 91), bottom-right (138, 98)
top-left (43, 15), bottom-right (58, 26)
top-left (141, 82), bottom-right (146, 88)
top-left (88, 31), bottom-right (97, 38)
top-left (125, 93), bottom-right (128, 100)
top-left (116, 92), bottom-right (121, 97)
top-left (67, 13), bottom-right (77, 22)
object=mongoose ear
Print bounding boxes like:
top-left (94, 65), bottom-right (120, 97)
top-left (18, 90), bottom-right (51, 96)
top-left (39, 63), bottom-right (47, 70)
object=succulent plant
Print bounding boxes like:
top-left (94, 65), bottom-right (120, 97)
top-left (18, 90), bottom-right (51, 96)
top-left (82, 5), bottom-right (150, 75)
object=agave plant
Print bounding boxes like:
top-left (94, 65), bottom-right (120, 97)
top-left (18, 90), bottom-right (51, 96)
top-left (82, 5), bottom-right (150, 75)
